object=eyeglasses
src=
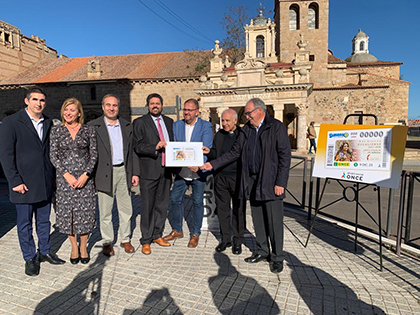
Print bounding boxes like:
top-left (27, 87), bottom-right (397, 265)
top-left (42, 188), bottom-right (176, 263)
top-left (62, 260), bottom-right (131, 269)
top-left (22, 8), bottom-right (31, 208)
top-left (183, 108), bottom-right (198, 112)
top-left (244, 108), bottom-right (258, 116)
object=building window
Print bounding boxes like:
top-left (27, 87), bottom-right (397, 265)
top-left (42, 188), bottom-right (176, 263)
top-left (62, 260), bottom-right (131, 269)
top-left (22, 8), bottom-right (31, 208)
top-left (308, 3), bottom-right (319, 29)
top-left (256, 35), bottom-right (265, 58)
top-left (90, 86), bottom-right (96, 101)
top-left (359, 41), bottom-right (365, 51)
top-left (289, 5), bottom-right (300, 30)
top-left (4, 33), bottom-right (10, 43)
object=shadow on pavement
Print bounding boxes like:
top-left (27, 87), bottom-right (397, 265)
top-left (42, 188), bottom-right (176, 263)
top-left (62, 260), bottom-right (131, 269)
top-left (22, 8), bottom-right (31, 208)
top-left (0, 195), bottom-right (16, 239)
top-left (34, 254), bottom-right (110, 314)
top-left (209, 252), bottom-right (280, 314)
top-left (286, 252), bottom-right (386, 314)
top-left (123, 287), bottom-right (183, 314)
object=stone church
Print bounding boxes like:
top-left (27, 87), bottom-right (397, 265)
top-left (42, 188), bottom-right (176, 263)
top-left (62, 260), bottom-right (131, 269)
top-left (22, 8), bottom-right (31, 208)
top-left (0, 0), bottom-right (410, 152)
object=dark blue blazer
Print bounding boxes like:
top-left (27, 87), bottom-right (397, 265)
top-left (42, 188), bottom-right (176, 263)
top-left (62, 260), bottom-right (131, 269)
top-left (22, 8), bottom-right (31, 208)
top-left (173, 117), bottom-right (213, 177)
top-left (0, 108), bottom-right (55, 204)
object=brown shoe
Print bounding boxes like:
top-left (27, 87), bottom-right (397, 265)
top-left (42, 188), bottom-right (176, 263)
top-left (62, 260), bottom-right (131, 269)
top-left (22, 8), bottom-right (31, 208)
top-left (187, 234), bottom-right (199, 248)
top-left (163, 230), bottom-right (184, 242)
top-left (120, 242), bottom-right (135, 253)
top-left (153, 237), bottom-right (171, 247)
top-left (141, 244), bottom-right (151, 255)
top-left (102, 244), bottom-right (115, 256)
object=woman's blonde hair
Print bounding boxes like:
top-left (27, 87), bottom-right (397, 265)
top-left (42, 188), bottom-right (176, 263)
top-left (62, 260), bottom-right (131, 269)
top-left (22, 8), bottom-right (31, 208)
top-left (60, 98), bottom-right (84, 125)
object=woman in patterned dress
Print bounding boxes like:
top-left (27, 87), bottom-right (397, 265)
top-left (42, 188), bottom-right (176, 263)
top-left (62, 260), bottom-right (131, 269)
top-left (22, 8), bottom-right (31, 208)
top-left (50, 98), bottom-right (97, 264)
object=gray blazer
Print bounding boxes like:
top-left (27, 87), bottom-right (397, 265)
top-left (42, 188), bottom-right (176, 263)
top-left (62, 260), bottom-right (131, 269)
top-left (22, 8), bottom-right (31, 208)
top-left (88, 116), bottom-right (139, 194)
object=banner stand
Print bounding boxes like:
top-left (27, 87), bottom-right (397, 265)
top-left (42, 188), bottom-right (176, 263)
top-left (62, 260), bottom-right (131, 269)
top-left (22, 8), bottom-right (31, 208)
top-left (304, 178), bottom-right (383, 271)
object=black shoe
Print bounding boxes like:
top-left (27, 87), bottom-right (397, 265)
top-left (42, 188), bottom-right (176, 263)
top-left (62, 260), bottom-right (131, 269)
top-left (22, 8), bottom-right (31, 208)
top-left (70, 256), bottom-right (80, 265)
top-left (80, 256), bottom-right (90, 264)
top-left (232, 244), bottom-right (242, 255)
top-left (244, 253), bottom-right (268, 263)
top-left (39, 253), bottom-right (66, 265)
top-left (270, 261), bottom-right (284, 274)
top-left (25, 258), bottom-right (40, 276)
top-left (215, 242), bottom-right (231, 253)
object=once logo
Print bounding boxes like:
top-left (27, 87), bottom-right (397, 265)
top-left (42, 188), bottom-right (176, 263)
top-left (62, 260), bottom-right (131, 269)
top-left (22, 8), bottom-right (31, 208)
top-left (346, 174), bottom-right (363, 181)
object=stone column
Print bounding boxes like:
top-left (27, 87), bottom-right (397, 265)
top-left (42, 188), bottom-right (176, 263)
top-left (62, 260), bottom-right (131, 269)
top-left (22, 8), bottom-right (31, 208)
top-left (273, 103), bottom-right (284, 122)
top-left (296, 103), bottom-right (309, 153)
top-left (200, 106), bottom-right (211, 121)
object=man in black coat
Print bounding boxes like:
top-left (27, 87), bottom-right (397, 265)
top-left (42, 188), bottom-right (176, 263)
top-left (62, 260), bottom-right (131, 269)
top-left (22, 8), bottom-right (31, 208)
top-left (88, 94), bottom-right (140, 256)
top-left (0, 87), bottom-right (65, 276)
top-left (207, 109), bottom-right (245, 255)
top-left (132, 93), bottom-right (174, 255)
top-left (202, 98), bottom-right (291, 273)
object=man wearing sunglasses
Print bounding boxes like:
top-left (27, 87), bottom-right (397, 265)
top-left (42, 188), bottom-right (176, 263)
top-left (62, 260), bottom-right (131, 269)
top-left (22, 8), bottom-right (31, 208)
top-left (163, 99), bottom-right (212, 248)
top-left (201, 98), bottom-right (291, 273)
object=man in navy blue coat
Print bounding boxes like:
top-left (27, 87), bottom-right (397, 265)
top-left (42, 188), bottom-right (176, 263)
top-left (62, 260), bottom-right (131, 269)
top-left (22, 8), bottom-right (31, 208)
top-left (0, 87), bottom-right (65, 276)
top-left (163, 98), bottom-right (212, 248)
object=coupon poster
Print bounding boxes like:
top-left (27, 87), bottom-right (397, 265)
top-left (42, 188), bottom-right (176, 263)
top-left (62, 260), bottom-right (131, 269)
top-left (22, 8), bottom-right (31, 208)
top-left (313, 125), bottom-right (408, 189)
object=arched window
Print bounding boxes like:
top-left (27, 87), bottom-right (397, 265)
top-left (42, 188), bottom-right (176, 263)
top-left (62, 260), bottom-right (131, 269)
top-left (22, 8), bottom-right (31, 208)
top-left (308, 3), bottom-right (319, 29)
top-left (359, 41), bottom-right (365, 51)
top-left (289, 5), bottom-right (300, 30)
top-left (256, 36), bottom-right (265, 58)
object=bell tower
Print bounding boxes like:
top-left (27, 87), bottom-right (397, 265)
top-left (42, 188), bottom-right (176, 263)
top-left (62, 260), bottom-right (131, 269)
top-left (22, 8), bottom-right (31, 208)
top-left (274, 0), bottom-right (329, 84)
top-left (244, 7), bottom-right (277, 62)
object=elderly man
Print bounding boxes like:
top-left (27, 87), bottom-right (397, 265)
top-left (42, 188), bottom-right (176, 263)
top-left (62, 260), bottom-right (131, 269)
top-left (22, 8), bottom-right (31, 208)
top-left (133, 93), bottom-right (174, 255)
top-left (163, 98), bottom-right (212, 248)
top-left (207, 109), bottom-right (245, 255)
top-left (202, 98), bottom-right (291, 273)
top-left (0, 87), bottom-right (65, 276)
top-left (89, 94), bottom-right (139, 256)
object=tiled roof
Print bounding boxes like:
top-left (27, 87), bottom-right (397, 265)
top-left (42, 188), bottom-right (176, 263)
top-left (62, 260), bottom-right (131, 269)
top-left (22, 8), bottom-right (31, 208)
top-left (0, 51), bottom-right (212, 85)
top-left (328, 54), bottom-right (345, 64)
top-left (346, 61), bottom-right (402, 67)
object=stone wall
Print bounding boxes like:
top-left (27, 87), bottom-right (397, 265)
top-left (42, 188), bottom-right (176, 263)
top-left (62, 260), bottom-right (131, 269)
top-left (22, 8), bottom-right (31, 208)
top-left (0, 79), bottom-right (201, 122)
top-left (0, 21), bottom-right (58, 80)
top-left (347, 64), bottom-right (400, 80)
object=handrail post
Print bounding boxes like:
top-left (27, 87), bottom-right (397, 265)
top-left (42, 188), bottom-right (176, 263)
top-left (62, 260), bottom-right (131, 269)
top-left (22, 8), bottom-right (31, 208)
top-left (404, 172), bottom-right (414, 244)
top-left (395, 171), bottom-right (407, 255)
top-left (386, 188), bottom-right (394, 238)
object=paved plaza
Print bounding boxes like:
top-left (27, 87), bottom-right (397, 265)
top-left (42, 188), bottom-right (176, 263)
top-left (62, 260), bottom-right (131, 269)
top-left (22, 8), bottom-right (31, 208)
top-left (0, 181), bottom-right (419, 314)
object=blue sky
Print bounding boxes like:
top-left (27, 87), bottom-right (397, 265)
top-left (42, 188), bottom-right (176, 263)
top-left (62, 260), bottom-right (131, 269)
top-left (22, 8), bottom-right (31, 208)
top-left (3, 0), bottom-right (419, 118)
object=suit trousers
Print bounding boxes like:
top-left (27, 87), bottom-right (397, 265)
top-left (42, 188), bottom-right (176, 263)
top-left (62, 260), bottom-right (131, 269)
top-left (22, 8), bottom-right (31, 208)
top-left (98, 166), bottom-right (133, 245)
top-left (16, 201), bottom-right (51, 261)
top-left (214, 175), bottom-right (245, 245)
top-left (139, 168), bottom-right (171, 245)
top-left (249, 175), bottom-right (285, 262)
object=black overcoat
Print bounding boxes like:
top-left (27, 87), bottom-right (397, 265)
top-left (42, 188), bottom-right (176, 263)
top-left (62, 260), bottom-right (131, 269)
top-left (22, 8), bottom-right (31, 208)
top-left (0, 108), bottom-right (55, 204)
top-left (211, 115), bottom-right (291, 201)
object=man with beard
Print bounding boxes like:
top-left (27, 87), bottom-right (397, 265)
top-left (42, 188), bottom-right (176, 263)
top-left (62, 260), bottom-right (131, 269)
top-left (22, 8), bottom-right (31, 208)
top-left (133, 93), bottom-right (174, 255)
top-left (206, 109), bottom-right (245, 255)
top-left (89, 94), bottom-right (139, 256)
top-left (163, 98), bottom-right (212, 248)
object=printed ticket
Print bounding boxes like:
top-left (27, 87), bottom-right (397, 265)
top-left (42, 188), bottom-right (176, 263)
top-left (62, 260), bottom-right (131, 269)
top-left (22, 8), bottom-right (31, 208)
top-left (325, 128), bottom-right (392, 171)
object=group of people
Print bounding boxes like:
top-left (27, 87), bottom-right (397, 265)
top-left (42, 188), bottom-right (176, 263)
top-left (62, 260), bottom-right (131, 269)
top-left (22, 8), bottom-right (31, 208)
top-left (0, 87), bottom-right (291, 276)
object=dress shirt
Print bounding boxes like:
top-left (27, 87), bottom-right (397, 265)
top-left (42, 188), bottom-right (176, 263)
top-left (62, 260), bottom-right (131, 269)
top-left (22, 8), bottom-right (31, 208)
top-left (25, 108), bottom-right (44, 141)
top-left (105, 117), bottom-right (124, 165)
top-left (151, 115), bottom-right (170, 141)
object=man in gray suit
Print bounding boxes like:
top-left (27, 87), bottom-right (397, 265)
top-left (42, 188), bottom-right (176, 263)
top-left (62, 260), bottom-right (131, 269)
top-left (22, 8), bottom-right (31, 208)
top-left (89, 94), bottom-right (139, 256)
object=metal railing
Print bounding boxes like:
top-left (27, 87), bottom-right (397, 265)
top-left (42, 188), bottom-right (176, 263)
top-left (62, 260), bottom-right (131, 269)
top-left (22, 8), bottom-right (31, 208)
top-left (287, 156), bottom-right (419, 256)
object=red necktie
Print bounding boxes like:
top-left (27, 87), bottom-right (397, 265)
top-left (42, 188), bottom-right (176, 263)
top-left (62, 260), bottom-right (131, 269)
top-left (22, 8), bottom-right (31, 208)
top-left (157, 117), bottom-right (165, 166)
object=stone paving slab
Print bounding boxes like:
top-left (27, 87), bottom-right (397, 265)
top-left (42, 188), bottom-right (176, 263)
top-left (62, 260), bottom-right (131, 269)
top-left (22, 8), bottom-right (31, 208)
top-left (0, 192), bottom-right (419, 314)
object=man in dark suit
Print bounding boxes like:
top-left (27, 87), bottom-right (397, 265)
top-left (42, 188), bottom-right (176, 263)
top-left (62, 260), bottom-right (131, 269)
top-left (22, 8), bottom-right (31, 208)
top-left (0, 87), bottom-right (65, 276)
top-left (206, 109), bottom-right (245, 255)
top-left (89, 94), bottom-right (139, 256)
top-left (133, 93), bottom-right (174, 255)
top-left (202, 98), bottom-right (291, 273)
top-left (163, 98), bottom-right (212, 248)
